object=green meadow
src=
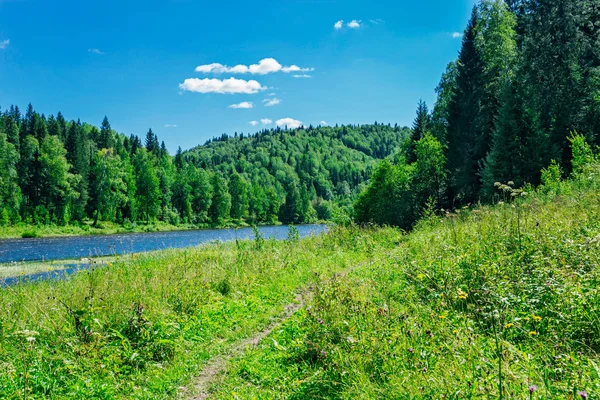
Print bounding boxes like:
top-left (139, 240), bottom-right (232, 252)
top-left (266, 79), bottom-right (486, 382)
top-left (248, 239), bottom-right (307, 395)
top-left (1, 161), bottom-right (599, 399)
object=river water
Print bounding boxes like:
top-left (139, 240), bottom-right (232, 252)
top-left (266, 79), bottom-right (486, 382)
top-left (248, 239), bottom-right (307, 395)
top-left (0, 224), bottom-right (328, 263)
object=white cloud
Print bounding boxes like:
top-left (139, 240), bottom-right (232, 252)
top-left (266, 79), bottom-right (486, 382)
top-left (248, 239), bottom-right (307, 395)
top-left (281, 65), bottom-right (314, 73)
top-left (263, 98), bottom-right (281, 107)
top-left (194, 58), bottom-right (313, 75)
top-left (292, 74), bottom-right (312, 79)
top-left (320, 121), bottom-right (328, 126)
top-left (276, 118), bottom-right (303, 129)
top-left (88, 48), bottom-right (104, 55)
top-left (164, 124), bottom-right (177, 128)
top-left (0, 39), bottom-right (9, 49)
top-left (452, 32), bottom-right (463, 38)
top-left (179, 77), bottom-right (265, 94)
top-left (267, 92), bottom-right (276, 97)
top-left (334, 20), bottom-right (343, 30)
top-left (229, 101), bottom-right (254, 109)
top-left (261, 118), bottom-right (272, 125)
top-left (249, 120), bottom-right (259, 126)
top-left (195, 63), bottom-right (227, 73)
top-left (347, 20), bottom-right (361, 29)
top-left (369, 19), bottom-right (385, 25)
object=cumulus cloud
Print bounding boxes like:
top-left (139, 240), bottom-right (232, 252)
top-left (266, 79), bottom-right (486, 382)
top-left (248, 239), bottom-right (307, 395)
top-left (347, 20), bottom-right (361, 29)
top-left (320, 121), bottom-right (328, 126)
top-left (179, 78), bottom-right (265, 94)
top-left (249, 120), bottom-right (259, 126)
top-left (228, 101), bottom-right (254, 109)
top-left (334, 20), bottom-right (343, 30)
top-left (88, 48), bottom-right (104, 55)
top-left (261, 118), bottom-right (272, 125)
top-left (263, 98), bottom-right (281, 107)
top-left (195, 58), bottom-right (313, 75)
top-left (267, 92), bottom-right (277, 97)
top-left (276, 118), bottom-right (303, 129)
top-left (452, 32), bottom-right (463, 38)
top-left (164, 124), bottom-right (177, 128)
top-left (292, 74), bottom-right (312, 78)
top-left (0, 39), bottom-right (9, 49)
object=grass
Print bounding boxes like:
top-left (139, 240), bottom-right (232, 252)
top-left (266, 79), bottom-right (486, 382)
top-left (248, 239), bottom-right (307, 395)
top-left (1, 164), bottom-right (600, 399)
top-left (0, 220), bottom-right (203, 239)
top-left (207, 165), bottom-right (600, 398)
top-left (0, 226), bottom-right (397, 398)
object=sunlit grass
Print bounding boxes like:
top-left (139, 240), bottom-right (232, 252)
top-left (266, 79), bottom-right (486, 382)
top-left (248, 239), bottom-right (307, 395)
top-left (0, 226), bottom-right (397, 398)
top-left (209, 165), bottom-right (600, 399)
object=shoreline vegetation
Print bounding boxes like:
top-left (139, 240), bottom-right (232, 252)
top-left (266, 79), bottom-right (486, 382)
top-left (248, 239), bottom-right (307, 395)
top-left (1, 160), bottom-right (599, 398)
top-left (0, 219), bottom-right (295, 240)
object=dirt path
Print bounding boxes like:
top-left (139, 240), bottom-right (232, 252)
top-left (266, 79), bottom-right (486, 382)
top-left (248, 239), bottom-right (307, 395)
top-left (182, 290), bottom-right (308, 399)
top-left (181, 263), bottom-right (368, 399)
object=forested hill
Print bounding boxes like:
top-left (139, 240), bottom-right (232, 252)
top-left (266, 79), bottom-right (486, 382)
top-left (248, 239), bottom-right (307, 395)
top-left (181, 123), bottom-right (409, 207)
top-left (0, 105), bottom-right (409, 230)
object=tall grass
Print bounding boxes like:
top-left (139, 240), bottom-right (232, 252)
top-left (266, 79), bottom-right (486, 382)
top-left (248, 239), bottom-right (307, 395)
top-left (209, 163), bottom-right (600, 398)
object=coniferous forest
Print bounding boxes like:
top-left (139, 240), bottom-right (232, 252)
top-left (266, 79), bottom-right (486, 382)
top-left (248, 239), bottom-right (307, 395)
top-left (356, 0), bottom-right (600, 228)
top-left (0, 105), bottom-right (408, 232)
top-left (1, 0), bottom-right (600, 234)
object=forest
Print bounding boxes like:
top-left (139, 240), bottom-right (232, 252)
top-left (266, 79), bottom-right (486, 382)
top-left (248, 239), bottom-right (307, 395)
top-left (0, 106), bottom-right (408, 231)
top-left (357, 0), bottom-right (600, 228)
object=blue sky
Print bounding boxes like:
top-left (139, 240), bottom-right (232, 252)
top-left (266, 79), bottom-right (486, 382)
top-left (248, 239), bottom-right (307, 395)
top-left (0, 0), bottom-right (474, 152)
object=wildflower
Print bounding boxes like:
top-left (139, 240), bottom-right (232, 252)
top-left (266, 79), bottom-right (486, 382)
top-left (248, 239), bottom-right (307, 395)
top-left (107, 262), bottom-right (113, 267)
top-left (529, 331), bottom-right (537, 336)
top-left (533, 315), bottom-right (542, 322)
top-left (505, 323), bottom-right (514, 329)
top-left (408, 348), bottom-right (414, 353)
top-left (528, 385), bottom-right (538, 393)
top-left (453, 329), bottom-right (458, 334)
top-left (578, 391), bottom-right (588, 400)
top-left (317, 318), bottom-right (324, 325)
top-left (422, 367), bottom-right (427, 373)
top-left (439, 315), bottom-right (446, 319)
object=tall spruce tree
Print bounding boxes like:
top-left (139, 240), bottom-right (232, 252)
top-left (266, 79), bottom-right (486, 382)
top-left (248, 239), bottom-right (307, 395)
top-left (445, 6), bottom-right (485, 204)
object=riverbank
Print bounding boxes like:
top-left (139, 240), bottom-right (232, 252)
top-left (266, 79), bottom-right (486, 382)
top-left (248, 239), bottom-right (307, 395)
top-left (0, 219), bottom-right (289, 240)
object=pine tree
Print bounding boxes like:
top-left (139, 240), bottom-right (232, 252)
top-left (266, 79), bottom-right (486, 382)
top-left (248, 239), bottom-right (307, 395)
top-left (445, 6), bottom-right (485, 204)
top-left (98, 116), bottom-right (115, 149)
top-left (406, 100), bottom-right (431, 163)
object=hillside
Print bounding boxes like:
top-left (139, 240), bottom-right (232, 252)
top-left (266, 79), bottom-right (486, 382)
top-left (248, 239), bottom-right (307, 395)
top-left (1, 158), bottom-right (599, 398)
top-left (0, 105), bottom-right (408, 236)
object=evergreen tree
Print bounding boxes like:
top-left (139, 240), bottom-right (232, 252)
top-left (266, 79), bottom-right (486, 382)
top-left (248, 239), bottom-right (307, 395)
top-left (406, 100), bottom-right (431, 163)
top-left (98, 116), bottom-right (115, 149)
top-left (445, 6), bottom-right (486, 204)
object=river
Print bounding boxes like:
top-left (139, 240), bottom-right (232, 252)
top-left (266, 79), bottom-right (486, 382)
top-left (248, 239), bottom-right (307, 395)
top-left (0, 224), bottom-right (328, 263)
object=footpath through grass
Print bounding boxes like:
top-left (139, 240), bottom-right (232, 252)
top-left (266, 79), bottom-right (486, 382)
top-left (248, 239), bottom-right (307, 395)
top-left (208, 166), bottom-right (600, 398)
top-left (0, 226), bottom-right (398, 398)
